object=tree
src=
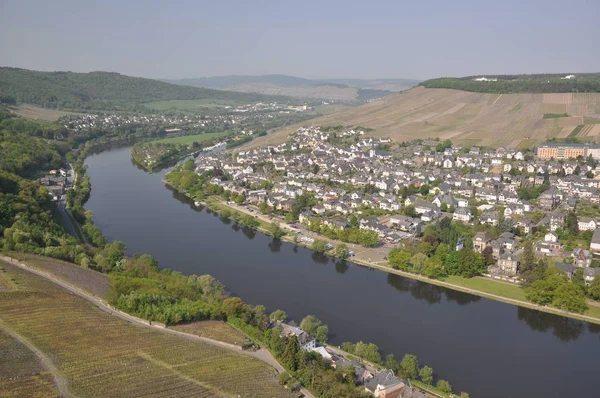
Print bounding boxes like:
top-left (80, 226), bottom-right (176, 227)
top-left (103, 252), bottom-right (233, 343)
top-left (440, 202), bottom-right (448, 212)
top-left (270, 309), bottom-right (287, 321)
top-left (315, 325), bottom-right (329, 343)
top-left (222, 297), bottom-right (245, 317)
top-left (312, 239), bottom-right (328, 253)
top-left (479, 246), bottom-right (493, 267)
top-left (460, 392), bottom-right (470, 398)
top-left (389, 248), bottom-right (412, 270)
top-left (259, 202), bottom-right (268, 214)
top-left (572, 268), bottom-right (586, 292)
top-left (384, 354), bottom-right (400, 374)
top-left (436, 379), bottom-right (452, 394)
top-left (419, 365), bottom-right (433, 385)
top-left (588, 276), bottom-right (600, 300)
top-left (519, 241), bottom-right (536, 275)
top-left (403, 205), bottom-right (417, 218)
top-left (335, 243), bottom-right (350, 260)
top-left (400, 354), bottom-right (418, 379)
top-left (552, 283), bottom-right (589, 313)
top-left (566, 211), bottom-right (579, 235)
top-left (268, 222), bottom-right (286, 239)
top-left (423, 256), bottom-right (446, 279)
top-left (420, 184), bottom-right (430, 196)
top-left (282, 336), bottom-right (300, 371)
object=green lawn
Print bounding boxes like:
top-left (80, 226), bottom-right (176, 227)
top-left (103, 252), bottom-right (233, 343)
top-left (151, 132), bottom-right (228, 145)
top-left (441, 275), bottom-right (528, 301)
top-left (143, 99), bottom-right (244, 111)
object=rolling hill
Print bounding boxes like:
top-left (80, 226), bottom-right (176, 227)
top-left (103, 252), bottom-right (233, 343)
top-left (244, 86), bottom-right (600, 149)
top-left (165, 75), bottom-right (420, 102)
top-left (0, 67), bottom-right (293, 111)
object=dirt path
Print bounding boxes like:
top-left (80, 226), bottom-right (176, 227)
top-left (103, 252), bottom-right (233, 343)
top-left (0, 319), bottom-right (72, 398)
top-left (0, 255), bottom-right (315, 398)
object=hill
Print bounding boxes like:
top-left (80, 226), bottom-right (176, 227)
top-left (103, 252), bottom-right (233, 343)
top-left (0, 259), bottom-right (293, 397)
top-left (0, 67), bottom-right (292, 111)
top-left (421, 73), bottom-right (600, 93)
top-left (165, 74), bottom-right (420, 102)
top-left (244, 86), bottom-right (600, 149)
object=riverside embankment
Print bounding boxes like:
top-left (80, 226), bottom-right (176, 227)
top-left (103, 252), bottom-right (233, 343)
top-left (84, 146), bottom-right (600, 398)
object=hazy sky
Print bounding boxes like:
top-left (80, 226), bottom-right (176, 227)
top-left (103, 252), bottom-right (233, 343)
top-left (1, 0), bottom-right (599, 80)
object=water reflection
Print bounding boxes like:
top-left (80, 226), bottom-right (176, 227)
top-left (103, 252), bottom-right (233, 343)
top-left (387, 274), bottom-right (441, 305)
top-left (241, 227), bottom-right (256, 240)
top-left (444, 288), bottom-right (482, 305)
top-left (311, 252), bottom-right (329, 264)
top-left (268, 238), bottom-right (282, 253)
top-left (335, 260), bottom-right (349, 274)
top-left (517, 307), bottom-right (585, 342)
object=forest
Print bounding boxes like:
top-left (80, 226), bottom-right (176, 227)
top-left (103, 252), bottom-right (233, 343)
top-left (0, 67), bottom-right (291, 111)
top-left (420, 73), bottom-right (600, 93)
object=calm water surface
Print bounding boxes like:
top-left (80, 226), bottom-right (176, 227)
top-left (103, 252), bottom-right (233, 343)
top-left (85, 146), bottom-right (600, 398)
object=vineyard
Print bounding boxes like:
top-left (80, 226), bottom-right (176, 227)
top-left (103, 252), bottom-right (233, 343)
top-left (245, 86), bottom-right (600, 149)
top-left (0, 261), bottom-right (294, 398)
top-left (171, 321), bottom-right (249, 347)
top-left (10, 253), bottom-right (110, 297)
top-left (0, 328), bottom-right (58, 397)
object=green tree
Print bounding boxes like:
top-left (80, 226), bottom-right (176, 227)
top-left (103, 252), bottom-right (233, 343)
top-left (419, 365), bottom-right (433, 385)
top-left (315, 325), bottom-right (329, 343)
top-left (400, 354), bottom-right (418, 379)
top-left (312, 239), bottom-right (328, 253)
top-left (572, 268), bottom-right (586, 292)
top-left (270, 309), bottom-right (287, 321)
top-left (552, 283), bottom-right (589, 313)
top-left (423, 256), bottom-right (446, 279)
top-left (436, 379), bottom-right (452, 394)
top-left (268, 222), bottom-right (286, 239)
top-left (519, 241), bottom-right (536, 275)
top-left (403, 204), bottom-right (417, 217)
top-left (460, 392), bottom-right (470, 398)
top-left (420, 184), bottom-right (430, 196)
top-left (335, 243), bottom-right (350, 260)
top-left (282, 336), bottom-right (300, 371)
top-left (389, 248), bottom-right (412, 270)
top-left (384, 354), bottom-right (400, 374)
top-left (588, 276), bottom-right (600, 300)
top-left (566, 211), bottom-right (579, 235)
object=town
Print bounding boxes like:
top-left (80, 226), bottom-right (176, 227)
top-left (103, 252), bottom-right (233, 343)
top-left (173, 126), bottom-right (600, 315)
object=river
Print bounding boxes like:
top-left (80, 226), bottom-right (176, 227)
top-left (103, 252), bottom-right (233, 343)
top-left (85, 146), bottom-right (600, 398)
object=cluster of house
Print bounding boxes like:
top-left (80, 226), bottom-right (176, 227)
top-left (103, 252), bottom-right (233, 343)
top-left (40, 169), bottom-right (71, 201)
top-left (192, 126), bottom-right (600, 282)
top-left (59, 101), bottom-right (304, 134)
top-left (229, 102), bottom-right (311, 113)
top-left (276, 321), bottom-right (424, 398)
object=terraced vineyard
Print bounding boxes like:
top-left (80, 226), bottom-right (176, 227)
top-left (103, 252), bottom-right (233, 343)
top-left (0, 261), bottom-right (294, 398)
top-left (0, 328), bottom-right (58, 397)
top-left (171, 321), bottom-right (249, 347)
top-left (246, 86), bottom-right (600, 149)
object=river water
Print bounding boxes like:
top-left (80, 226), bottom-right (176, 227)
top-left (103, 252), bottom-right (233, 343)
top-left (85, 146), bottom-right (600, 398)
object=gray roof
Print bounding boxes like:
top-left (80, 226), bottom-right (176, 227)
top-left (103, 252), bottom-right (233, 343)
top-left (365, 370), bottom-right (403, 392)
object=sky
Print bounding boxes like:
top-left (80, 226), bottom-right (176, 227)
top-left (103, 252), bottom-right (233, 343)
top-left (1, 0), bottom-right (599, 80)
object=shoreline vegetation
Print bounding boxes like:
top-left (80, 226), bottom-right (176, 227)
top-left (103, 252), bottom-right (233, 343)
top-left (165, 179), bottom-right (600, 325)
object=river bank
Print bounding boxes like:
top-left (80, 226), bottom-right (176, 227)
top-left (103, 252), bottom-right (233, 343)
top-left (169, 182), bottom-right (600, 325)
top-left (84, 146), bottom-right (600, 398)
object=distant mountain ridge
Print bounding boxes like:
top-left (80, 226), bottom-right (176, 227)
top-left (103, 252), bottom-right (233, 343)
top-left (164, 75), bottom-right (420, 102)
top-left (0, 67), bottom-right (293, 112)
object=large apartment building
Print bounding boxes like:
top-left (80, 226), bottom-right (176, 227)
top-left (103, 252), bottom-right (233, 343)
top-left (537, 143), bottom-right (600, 159)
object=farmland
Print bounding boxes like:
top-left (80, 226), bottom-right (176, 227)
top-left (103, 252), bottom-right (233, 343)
top-left (143, 99), bottom-right (246, 112)
top-left (151, 132), bottom-right (229, 145)
top-left (0, 261), bottom-right (294, 398)
top-left (244, 86), bottom-right (600, 149)
top-left (8, 103), bottom-right (77, 121)
top-left (171, 321), bottom-right (249, 347)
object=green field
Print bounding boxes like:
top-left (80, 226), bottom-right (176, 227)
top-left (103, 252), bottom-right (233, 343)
top-left (151, 132), bottom-right (228, 145)
top-left (442, 275), bottom-right (527, 301)
top-left (144, 99), bottom-right (245, 111)
top-left (0, 261), bottom-right (293, 398)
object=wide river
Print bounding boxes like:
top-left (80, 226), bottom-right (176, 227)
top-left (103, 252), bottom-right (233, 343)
top-left (85, 146), bottom-right (600, 398)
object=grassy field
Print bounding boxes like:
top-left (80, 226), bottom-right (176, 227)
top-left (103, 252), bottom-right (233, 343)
top-left (9, 104), bottom-right (78, 121)
top-left (9, 252), bottom-right (110, 297)
top-left (171, 321), bottom-right (249, 347)
top-left (143, 99), bottom-right (245, 112)
top-left (442, 275), bottom-right (527, 301)
top-left (243, 87), bottom-right (600, 149)
top-left (0, 261), bottom-right (294, 398)
top-left (151, 132), bottom-right (228, 145)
